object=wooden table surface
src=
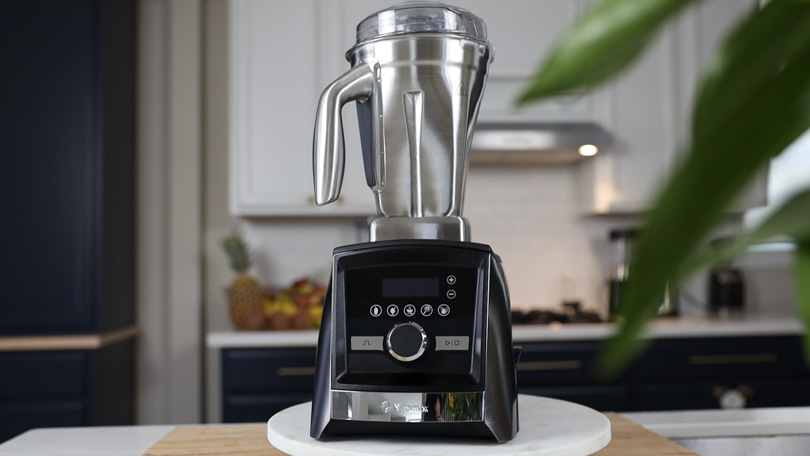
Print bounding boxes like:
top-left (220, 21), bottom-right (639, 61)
top-left (142, 413), bottom-right (697, 455)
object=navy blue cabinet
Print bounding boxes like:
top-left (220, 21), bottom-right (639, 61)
top-left (637, 336), bottom-right (810, 411)
top-left (516, 340), bottom-right (631, 411)
top-left (222, 348), bottom-right (317, 422)
top-left (220, 335), bottom-right (810, 422)
top-left (0, 0), bottom-right (135, 336)
top-left (0, 0), bottom-right (136, 443)
top-left (0, 341), bottom-right (135, 442)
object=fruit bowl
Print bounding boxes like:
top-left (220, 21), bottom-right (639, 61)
top-left (258, 278), bottom-right (326, 331)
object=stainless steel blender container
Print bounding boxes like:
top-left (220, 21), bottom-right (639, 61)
top-left (310, 2), bottom-right (518, 442)
top-left (313, 1), bottom-right (493, 241)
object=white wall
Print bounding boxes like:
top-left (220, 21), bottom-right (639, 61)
top-left (205, 162), bottom-right (627, 332)
top-left (465, 166), bottom-right (607, 313)
top-left (138, 0), bottom-right (203, 424)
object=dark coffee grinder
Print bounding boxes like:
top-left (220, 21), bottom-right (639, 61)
top-left (708, 238), bottom-right (745, 316)
top-left (308, 2), bottom-right (518, 443)
top-left (608, 229), bottom-right (678, 318)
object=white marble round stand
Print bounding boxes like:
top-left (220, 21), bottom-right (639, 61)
top-left (267, 394), bottom-right (611, 456)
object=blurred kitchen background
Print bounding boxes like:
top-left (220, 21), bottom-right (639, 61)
top-left (1, 0), bottom-right (809, 442)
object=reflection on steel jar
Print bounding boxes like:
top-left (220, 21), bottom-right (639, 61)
top-left (437, 392), bottom-right (483, 422)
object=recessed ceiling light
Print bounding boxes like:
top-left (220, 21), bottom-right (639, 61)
top-left (578, 144), bottom-right (598, 156)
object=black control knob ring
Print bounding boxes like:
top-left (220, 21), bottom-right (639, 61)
top-left (386, 322), bottom-right (428, 362)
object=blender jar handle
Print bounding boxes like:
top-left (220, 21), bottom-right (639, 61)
top-left (313, 63), bottom-right (376, 206)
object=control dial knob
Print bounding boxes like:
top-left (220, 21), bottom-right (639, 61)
top-left (386, 322), bottom-right (428, 362)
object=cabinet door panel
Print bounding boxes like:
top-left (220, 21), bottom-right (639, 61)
top-left (640, 379), bottom-right (810, 411)
top-left (0, 400), bottom-right (86, 442)
top-left (639, 337), bottom-right (806, 381)
top-left (517, 341), bottom-right (626, 385)
top-left (520, 386), bottom-right (628, 412)
top-left (222, 348), bottom-right (316, 394)
top-left (0, 0), bottom-right (98, 334)
top-left (450, 0), bottom-right (589, 121)
top-left (0, 351), bottom-right (86, 399)
top-left (602, 27), bottom-right (677, 213)
top-left (223, 393), bottom-right (311, 423)
top-left (229, 0), bottom-right (375, 216)
top-left (579, 0), bottom-right (765, 213)
top-left (230, 0), bottom-right (318, 213)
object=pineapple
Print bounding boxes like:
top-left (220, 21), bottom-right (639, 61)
top-left (222, 232), bottom-right (264, 329)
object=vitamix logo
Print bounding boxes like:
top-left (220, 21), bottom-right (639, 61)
top-left (380, 400), bottom-right (428, 414)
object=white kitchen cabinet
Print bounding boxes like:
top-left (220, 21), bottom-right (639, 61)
top-left (449, 0), bottom-right (611, 123)
top-left (325, 0), bottom-right (606, 123)
top-left (228, 0), bottom-right (376, 216)
top-left (229, 0), bottom-right (765, 216)
top-left (578, 0), bottom-right (766, 214)
top-left (228, 0), bottom-right (603, 216)
top-left (577, 21), bottom-right (680, 214)
top-left (673, 0), bottom-right (768, 212)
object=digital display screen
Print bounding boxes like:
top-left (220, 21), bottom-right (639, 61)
top-left (381, 278), bottom-right (439, 298)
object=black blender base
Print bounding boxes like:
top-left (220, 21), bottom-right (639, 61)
top-left (309, 240), bottom-right (519, 443)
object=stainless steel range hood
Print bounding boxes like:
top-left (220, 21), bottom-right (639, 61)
top-left (470, 122), bottom-right (612, 165)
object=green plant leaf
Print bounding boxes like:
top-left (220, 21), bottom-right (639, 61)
top-left (679, 192), bottom-right (810, 362)
top-left (693, 0), bottom-right (810, 145)
top-left (721, 190), bottom-right (810, 255)
top-left (517, 0), bottom-right (697, 103)
top-left (795, 243), bottom-right (810, 358)
top-left (678, 188), bottom-right (810, 276)
top-left (597, 0), bottom-right (810, 377)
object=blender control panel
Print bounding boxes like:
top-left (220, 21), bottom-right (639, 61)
top-left (334, 244), bottom-right (488, 388)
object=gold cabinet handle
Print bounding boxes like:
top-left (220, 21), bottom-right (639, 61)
top-left (277, 366), bottom-right (316, 377)
top-left (688, 354), bottom-right (778, 365)
top-left (517, 360), bottom-right (582, 372)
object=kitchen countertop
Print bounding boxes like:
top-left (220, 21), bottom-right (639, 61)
top-left (4, 407), bottom-right (810, 455)
top-left (0, 412), bottom-right (698, 455)
top-left (9, 406), bottom-right (810, 455)
top-left (623, 406), bottom-right (810, 439)
top-left (0, 325), bottom-right (142, 351)
top-left (0, 425), bottom-right (174, 455)
top-left (206, 315), bottom-right (804, 348)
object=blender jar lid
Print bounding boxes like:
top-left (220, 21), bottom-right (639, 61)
top-left (356, 1), bottom-right (489, 44)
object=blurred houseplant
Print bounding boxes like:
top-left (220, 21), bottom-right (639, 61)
top-left (519, 0), bottom-right (810, 375)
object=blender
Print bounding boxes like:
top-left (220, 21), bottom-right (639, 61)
top-left (309, 2), bottom-right (518, 442)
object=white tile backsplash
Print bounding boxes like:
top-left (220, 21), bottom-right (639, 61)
top-left (211, 167), bottom-right (798, 332)
top-left (234, 166), bottom-right (613, 320)
top-left (464, 166), bottom-right (606, 312)
top-left (242, 218), bottom-right (361, 287)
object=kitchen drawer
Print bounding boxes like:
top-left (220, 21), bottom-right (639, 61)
top-left (0, 351), bottom-right (86, 399)
top-left (520, 386), bottom-right (629, 412)
top-left (639, 379), bottom-right (810, 411)
top-left (223, 393), bottom-right (311, 423)
top-left (638, 337), bottom-right (806, 381)
top-left (516, 341), bottom-right (624, 385)
top-left (0, 400), bottom-right (86, 442)
top-left (222, 348), bottom-right (316, 394)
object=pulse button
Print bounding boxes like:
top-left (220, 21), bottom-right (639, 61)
top-left (386, 322), bottom-right (428, 362)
